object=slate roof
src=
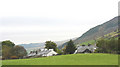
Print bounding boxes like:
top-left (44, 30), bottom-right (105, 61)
top-left (28, 49), bottom-right (57, 57)
top-left (75, 44), bottom-right (97, 53)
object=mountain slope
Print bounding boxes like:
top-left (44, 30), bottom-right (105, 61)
top-left (20, 16), bottom-right (119, 50)
top-left (60, 16), bottom-right (119, 48)
top-left (74, 16), bottom-right (119, 44)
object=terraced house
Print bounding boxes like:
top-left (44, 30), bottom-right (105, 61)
top-left (27, 49), bottom-right (58, 57)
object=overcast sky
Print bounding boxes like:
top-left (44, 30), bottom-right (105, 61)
top-left (0, 0), bottom-right (119, 44)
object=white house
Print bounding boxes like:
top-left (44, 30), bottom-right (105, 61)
top-left (74, 44), bottom-right (97, 54)
top-left (28, 52), bottom-right (36, 57)
top-left (28, 49), bottom-right (58, 57)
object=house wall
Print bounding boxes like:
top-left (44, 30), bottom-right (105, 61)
top-left (47, 51), bottom-right (57, 56)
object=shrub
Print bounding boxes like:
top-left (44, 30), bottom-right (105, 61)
top-left (10, 56), bottom-right (18, 59)
top-left (57, 49), bottom-right (63, 55)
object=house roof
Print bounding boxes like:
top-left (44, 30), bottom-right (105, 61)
top-left (77, 44), bottom-right (97, 53)
top-left (28, 49), bottom-right (57, 56)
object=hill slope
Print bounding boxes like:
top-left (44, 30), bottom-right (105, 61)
top-left (20, 16), bottom-right (119, 50)
top-left (74, 16), bottom-right (119, 44)
top-left (60, 16), bottom-right (119, 48)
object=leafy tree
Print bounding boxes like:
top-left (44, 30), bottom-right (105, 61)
top-left (1, 40), bottom-right (15, 59)
top-left (96, 37), bottom-right (118, 54)
top-left (2, 40), bottom-right (15, 47)
top-left (2, 45), bottom-right (12, 59)
top-left (118, 37), bottom-right (120, 54)
top-left (1, 40), bottom-right (27, 59)
top-left (12, 45), bottom-right (27, 59)
top-left (96, 38), bottom-right (107, 53)
top-left (64, 40), bottom-right (76, 54)
top-left (0, 42), bottom-right (2, 56)
top-left (45, 41), bottom-right (57, 51)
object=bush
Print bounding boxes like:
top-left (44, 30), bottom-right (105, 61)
top-left (57, 49), bottom-right (63, 55)
top-left (10, 56), bottom-right (18, 59)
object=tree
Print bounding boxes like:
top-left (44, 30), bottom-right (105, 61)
top-left (12, 45), bottom-right (27, 59)
top-left (64, 40), bottom-right (76, 54)
top-left (2, 45), bottom-right (12, 59)
top-left (96, 37), bottom-right (118, 54)
top-left (2, 40), bottom-right (15, 47)
top-left (62, 45), bottom-right (66, 54)
top-left (118, 37), bottom-right (120, 54)
top-left (45, 41), bottom-right (57, 51)
top-left (1, 40), bottom-right (15, 59)
top-left (1, 40), bottom-right (27, 59)
top-left (0, 42), bottom-right (2, 56)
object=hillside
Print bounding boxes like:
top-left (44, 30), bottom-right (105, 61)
top-left (20, 16), bottom-right (119, 50)
top-left (2, 53), bottom-right (118, 65)
top-left (74, 16), bottom-right (119, 44)
top-left (19, 38), bottom-right (76, 52)
top-left (80, 30), bottom-right (119, 45)
top-left (19, 43), bottom-right (45, 52)
top-left (60, 16), bottom-right (119, 48)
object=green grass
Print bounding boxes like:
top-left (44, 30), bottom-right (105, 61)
top-left (80, 40), bottom-right (96, 45)
top-left (2, 53), bottom-right (118, 65)
top-left (79, 31), bottom-right (119, 46)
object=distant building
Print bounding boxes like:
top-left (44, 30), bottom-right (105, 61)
top-left (27, 49), bottom-right (58, 57)
top-left (74, 44), bottom-right (97, 54)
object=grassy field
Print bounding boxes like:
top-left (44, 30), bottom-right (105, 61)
top-left (2, 53), bottom-right (118, 65)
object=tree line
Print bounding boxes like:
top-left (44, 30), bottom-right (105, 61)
top-left (96, 37), bottom-right (120, 54)
top-left (45, 40), bottom-right (76, 55)
top-left (1, 37), bottom-right (119, 60)
top-left (1, 40), bottom-right (27, 60)
top-left (1, 39), bottom-right (76, 60)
